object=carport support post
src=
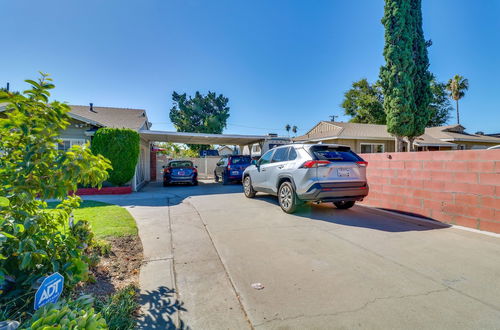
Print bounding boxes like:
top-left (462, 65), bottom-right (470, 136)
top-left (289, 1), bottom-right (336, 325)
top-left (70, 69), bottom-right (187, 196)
top-left (204, 155), bottom-right (208, 178)
top-left (239, 145), bottom-right (245, 155)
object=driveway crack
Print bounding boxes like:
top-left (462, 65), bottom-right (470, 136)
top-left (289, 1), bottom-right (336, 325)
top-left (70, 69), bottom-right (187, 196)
top-left (254, 287), bottom-right (450, 327)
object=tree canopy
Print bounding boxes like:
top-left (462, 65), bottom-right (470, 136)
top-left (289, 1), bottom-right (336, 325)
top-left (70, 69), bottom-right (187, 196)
top-left (169, 91), bottom-right (230, 151)
top-left (341, 77), bottom-right (452, 127)
top-left (379, 0), bottom-right (432, 151)
top-left (341, 79), bottom-right (385, 124)
top-left (446, 74), bottom-right (469, 124)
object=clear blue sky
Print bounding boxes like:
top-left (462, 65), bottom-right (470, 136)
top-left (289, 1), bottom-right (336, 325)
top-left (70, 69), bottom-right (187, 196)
top-left (1, 0), bottom-right (499, 135)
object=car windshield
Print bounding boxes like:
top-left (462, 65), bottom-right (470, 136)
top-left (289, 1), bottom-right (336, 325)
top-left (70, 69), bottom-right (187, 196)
top-left (230, 156), bottom-right (251, 165)
top-left (309, 146), bottom-right (362, 162)
top-left (169, 161), bottom-right (193, 168)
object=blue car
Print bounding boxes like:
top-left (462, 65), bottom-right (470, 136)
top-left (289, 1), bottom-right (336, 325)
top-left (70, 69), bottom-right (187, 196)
top-left (163, 160), bottom-right (198, 186)
top-left (214, 155), bottom-right (252, 184)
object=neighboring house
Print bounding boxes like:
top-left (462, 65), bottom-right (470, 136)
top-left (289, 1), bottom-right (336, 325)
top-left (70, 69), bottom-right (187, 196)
top-left (217, 145), bottom-right (234, 155)
top-left (1, 103), bottom-right (152, 190)
top-left (425, 125), bottom-right (500, 150)
top-left (294, 121), bottom-right (500, 153)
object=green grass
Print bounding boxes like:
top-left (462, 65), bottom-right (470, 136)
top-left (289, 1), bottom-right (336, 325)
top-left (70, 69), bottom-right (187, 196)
top-left (48, 200), bottom-right (137, 238)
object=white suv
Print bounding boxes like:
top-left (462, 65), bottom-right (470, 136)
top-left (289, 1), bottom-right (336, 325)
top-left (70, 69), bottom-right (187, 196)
top-left (242, 144), bottom-right (369, 213)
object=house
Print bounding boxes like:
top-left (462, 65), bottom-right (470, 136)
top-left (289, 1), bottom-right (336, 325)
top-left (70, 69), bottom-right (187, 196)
top-left (217, 145), bottom-right (234, 155)
top-left (1, 103), bottom-right (152, 190)
top-left (294, 121), bottom-right (500, 153)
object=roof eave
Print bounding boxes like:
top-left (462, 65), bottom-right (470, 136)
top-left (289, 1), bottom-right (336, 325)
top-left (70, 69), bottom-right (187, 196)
top-left (68, 113), bottom-right (105, 127)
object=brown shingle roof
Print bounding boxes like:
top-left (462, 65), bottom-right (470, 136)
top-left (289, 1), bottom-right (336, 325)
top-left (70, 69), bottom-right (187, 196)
top-left (425, 126), bottom-right (500, 143)
top-left (69, 105), bottom-right (149, 131)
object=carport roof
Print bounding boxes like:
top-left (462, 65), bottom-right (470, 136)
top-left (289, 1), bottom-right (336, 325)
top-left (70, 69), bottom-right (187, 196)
top-left (139, 130), bottom-right (268, 145)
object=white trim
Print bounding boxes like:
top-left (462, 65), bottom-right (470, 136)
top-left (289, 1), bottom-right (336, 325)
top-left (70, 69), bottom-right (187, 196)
top-left (360, 142), bottom-right (385, 153)
top-left (67, 113), bottom-right (105, 127)
top-left (441, 138), bottom-right (500, 143)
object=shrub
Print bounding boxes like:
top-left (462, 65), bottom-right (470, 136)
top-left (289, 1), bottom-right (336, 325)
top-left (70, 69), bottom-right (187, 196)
top-left (91, 128), bottom-right (140, 186)
top-left (0, 74), bottom-right (111, 321)
top-left (95, 284), bottom-right (139, 330)
top-left (22, 295), bottom-right (107, 329)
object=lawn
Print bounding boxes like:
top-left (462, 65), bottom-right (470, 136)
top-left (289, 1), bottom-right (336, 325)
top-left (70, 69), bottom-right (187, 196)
top-left (48, 200), bottom-right (137, 238)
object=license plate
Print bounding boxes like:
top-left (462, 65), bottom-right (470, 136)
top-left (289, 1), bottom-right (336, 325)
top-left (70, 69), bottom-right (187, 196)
top-left (178, 171), bottom-right (185, 176)
top-left (231, 171), bottom-right (240, 175)
top-left (337, 168), bottom-right (351, 177)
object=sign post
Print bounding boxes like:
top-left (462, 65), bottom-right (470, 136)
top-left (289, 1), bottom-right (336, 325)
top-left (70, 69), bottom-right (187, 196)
top-left (34, 272), bottom-right (64, 310)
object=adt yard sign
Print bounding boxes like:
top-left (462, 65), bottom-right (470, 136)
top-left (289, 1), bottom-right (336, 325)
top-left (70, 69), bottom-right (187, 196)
top-left (34, 272), bottom-right (64, 310)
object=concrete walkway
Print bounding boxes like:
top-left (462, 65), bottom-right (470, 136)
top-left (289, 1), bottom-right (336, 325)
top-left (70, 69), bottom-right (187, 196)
top-left (86, 181), bottom-right (500, 329)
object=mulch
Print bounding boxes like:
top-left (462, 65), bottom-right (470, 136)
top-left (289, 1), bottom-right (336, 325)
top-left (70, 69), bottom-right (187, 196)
top-left (78, 235), bottom-right (143, 297)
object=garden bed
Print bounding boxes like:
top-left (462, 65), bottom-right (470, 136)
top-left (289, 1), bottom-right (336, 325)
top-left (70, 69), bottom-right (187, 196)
top-left (78, 235), bottom-right (143, 297)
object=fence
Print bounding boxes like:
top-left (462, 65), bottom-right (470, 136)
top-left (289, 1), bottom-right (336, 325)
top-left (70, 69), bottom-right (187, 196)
top-left (358, 149), bottom-right (500, 233)
top-left (155, 154), bottom-right (220, 180)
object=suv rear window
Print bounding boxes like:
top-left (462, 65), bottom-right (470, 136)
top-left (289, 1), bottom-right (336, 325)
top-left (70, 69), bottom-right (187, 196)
top-left (229, 156), bottom-right (251, 165)
top-left (309, 145), bottom-right (362, 162)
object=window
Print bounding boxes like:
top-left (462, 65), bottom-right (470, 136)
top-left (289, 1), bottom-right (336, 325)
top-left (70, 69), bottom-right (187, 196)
top-left (230, 156), bottom-right (251, 164)
top-left (309, 145), bottom-right (362, 162)
top-left (258, 150), bottom-right (274, 165)
top-left (287, 147), bottom-right (297, 161)
top-left (360, 143), bottom-right (384, 153)
top-left (57, 139), bottom-right (86, 151)
top-left (168, 161), bottom-right (194, 168)
top-left (271, 147), bottom-right (289, 163)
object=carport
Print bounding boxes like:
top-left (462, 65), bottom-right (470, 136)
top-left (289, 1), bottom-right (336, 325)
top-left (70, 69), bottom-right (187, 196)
top-left (135, 129), bottom-right (269, 190)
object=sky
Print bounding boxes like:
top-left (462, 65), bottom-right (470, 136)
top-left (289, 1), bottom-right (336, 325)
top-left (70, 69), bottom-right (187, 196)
top-left (1, 0), bottom-right (499, 135)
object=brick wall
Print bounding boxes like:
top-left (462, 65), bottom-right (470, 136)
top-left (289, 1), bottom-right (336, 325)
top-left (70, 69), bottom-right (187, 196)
top-left (359, 149), bottom-right (500, 233)
top-left (150, 150), bottom-right (157, 181)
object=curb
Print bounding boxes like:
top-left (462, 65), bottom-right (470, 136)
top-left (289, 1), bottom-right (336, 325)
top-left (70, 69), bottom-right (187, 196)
top-left (358, 205), bottom-right (500, 238)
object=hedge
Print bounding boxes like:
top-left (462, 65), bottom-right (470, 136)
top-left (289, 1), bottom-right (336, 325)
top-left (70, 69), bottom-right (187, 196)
top-left (91, 128), bottom-right (140, 186)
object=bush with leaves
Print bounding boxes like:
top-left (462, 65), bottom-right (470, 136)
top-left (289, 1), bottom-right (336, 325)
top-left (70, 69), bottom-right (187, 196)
top-left (91, 128), bottom-right (140, 186)
top-left (95, 284), bottom-right (139, 330)
top-left (0, 74), bottom-right (111, 321)
top-left (21, 295), bottom-right (107, 329)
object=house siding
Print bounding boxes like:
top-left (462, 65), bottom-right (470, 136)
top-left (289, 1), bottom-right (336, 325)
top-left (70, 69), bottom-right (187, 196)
top-left (58, 119), bottom-right (97, 142)
top-left (456, 141), bottom-right (499, 150)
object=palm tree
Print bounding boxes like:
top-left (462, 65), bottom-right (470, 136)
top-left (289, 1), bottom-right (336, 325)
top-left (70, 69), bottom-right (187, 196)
top-left (292, 125), bottom-right (298, 136)
top-left (285, 124), bottom-right (291, 136)
top-left (446, 74), bottom-right (469, 124)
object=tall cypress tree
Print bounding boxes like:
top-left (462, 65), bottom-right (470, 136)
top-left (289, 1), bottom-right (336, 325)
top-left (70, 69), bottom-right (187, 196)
top-left (409, 0), bottom-right (432, 150)
top-left (379, 0), bottom-right (416, 151)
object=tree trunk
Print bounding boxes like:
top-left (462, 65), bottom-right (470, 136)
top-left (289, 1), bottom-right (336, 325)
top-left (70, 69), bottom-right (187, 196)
top-left (396, 136), bottom-right (405, 152)
top-left (408, 137), bottom-right (415, 152)
top-left (456, 99), bottom-right (460, 124)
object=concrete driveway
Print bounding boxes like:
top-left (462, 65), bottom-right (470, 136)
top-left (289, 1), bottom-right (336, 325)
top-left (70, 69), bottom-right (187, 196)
top-left (87, 181), bottom-right (500, 329)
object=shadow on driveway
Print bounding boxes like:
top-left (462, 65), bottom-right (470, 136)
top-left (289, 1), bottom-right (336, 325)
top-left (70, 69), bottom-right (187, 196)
top-left (250, 194), bottom-right (449, 233)
top-left (137, 286), bottom-right (187, 329)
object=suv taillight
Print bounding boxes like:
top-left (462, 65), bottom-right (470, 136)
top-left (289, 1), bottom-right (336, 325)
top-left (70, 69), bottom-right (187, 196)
top-left (192, 167), bottom-right (197, 173)
top-left (356, 161), bottom-right (368, 167)
top-left (164, 167), bottom-right (171, 173)
top-left (301, 160), bottom-right (330, 168)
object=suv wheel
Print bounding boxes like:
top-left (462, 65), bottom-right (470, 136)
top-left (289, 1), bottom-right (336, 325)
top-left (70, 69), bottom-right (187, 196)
top-left (334, 201), bottom-right (355, 209)
top-left (243, 176), bottom-right (256, 198)
top-left (278, 181), bottom-right (298, 214)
